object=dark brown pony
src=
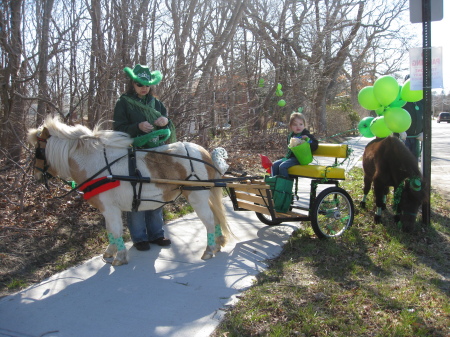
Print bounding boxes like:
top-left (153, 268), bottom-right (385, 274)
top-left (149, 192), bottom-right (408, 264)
top-left (360, 136), bottom-right (426, 232)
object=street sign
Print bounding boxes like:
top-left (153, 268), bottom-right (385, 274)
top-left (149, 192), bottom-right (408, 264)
top-left (409, 47), bottom-right (443, 90)
top-left (409, 0), bottom-right (443, 23)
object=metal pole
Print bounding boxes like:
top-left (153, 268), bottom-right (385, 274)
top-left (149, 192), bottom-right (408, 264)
top-left (421, 0), bottom-right (432, 225)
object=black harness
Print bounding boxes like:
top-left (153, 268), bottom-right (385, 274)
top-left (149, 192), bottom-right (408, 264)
top-left (35, 139), bottom-right (225, 205)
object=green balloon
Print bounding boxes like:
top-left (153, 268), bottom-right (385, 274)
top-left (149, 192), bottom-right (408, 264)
top-left (358, 86), bottom-right (381, 110)
top-left (370, 116), bottom-right (392, 138)
top-left (358, 117), bottom-right (375, 138)
top-left (401, 79), bottom-right (423, 102)
top-left (384, 107), bottom-right (412, 133)
top-left (390, 85), bottom-right (406, 107)
top-left (390, 99), bottom-right (406, 108)
top-left (277, 83), bottom-right (282, 90)
top-left (259, 78), bottom-right (265, 87)
top-left (373, 75), bottom-right (399, 106)
top-left (275, 89), bottom-right (283, 97)
top-left (375, 106), bottom-right (385, 116)
top-left (277, 99), bottom-right (286, 107)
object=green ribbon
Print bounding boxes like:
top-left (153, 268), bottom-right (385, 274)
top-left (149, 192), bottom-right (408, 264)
top-left (123, 95), bottom-right (177, 145)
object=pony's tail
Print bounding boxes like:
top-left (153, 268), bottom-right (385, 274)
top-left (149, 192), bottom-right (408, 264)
top-left (209, 186), bottom-right (235, 244)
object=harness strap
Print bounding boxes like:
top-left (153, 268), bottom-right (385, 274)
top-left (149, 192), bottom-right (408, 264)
top-left (137, 144), bottom-right (222, 176)
top-left (103, 147), bottom-right (113, 175)
top-left (54, 153), bottom-right (128, 199)
top-left (183, 144), bottom-right (202, 181)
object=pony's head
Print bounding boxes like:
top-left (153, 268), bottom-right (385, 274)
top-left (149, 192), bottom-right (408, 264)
top-left (28, 116), bottom-right (134, 184)
top-left (27, 125), bottom-right (54, 184)
top-left (394, 176), bottom-right (427, 232)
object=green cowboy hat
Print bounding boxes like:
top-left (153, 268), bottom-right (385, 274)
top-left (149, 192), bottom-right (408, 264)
top-left (123, 64), bottom-right (163, 86)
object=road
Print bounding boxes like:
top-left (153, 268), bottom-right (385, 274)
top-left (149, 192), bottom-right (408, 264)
top-left (429, 119), bottom-right (450, 200)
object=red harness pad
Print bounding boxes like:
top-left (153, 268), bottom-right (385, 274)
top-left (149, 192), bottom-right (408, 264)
top-left (80, 177), bottom-right (120, 200)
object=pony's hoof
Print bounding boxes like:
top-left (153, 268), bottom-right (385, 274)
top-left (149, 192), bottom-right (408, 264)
top-left (394, 215), bottom-right (401, 223)
top-left (360, 201), bottom-right (366, 209)
top-left (103, 252), bottom-right (114, 259)
top-left (201, 252), bottom-right (213, 260)
top-left (201, 246), bottom-right (215, 260)
top-left (381, 203), bottom-right (387, 210)
top-left (102, 256), bottom-right (114, 264)
top-left (112, 259), bottom-right (128, 266)
top-left (374, 215), bottom-right (382, 224)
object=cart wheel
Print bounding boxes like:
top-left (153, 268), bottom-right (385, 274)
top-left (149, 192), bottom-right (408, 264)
top-left (255, 212), bottom-right (283, 226)
top-left (310, 187), bottom-right (354, 238)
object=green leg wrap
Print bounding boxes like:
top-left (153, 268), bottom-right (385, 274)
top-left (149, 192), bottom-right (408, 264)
top-left (107, 233), bottom-right (126, 251)
top-left (362, 195), bottom-right (367, 203)
top-left (215, 224), bottom-right (223, 237)
top-left (116, 237), bottom-right (126, 251)
top-left (376, 207), bottom-right (382, 216)
top-left (207, 233), bottom-right (215, 246)
top-left (382, 195), bottom-right (387, 204)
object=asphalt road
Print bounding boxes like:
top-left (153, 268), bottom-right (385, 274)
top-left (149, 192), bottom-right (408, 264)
top-left (429, 119), bottom-right (450, 200)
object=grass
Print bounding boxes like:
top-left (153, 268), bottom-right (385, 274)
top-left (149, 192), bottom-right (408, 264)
top-left (212, 167), bottom-right (450, 337)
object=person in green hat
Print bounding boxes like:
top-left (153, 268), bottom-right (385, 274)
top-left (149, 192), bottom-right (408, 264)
top-left (113, 64), bottom-right (174, 251)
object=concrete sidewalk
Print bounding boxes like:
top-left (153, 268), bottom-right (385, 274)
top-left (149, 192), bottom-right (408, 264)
top-left (0, 203), bottom-right (298, 337)
top-left (0, 137), bottom-right (371, 337)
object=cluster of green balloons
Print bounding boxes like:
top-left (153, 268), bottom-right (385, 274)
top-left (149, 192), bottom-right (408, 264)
top-left (357, 76), bottom-right (423, 138)
top-left (275, 83), bottom-right (286, 107)
top-left (258, 79), bottom-right (286, 107)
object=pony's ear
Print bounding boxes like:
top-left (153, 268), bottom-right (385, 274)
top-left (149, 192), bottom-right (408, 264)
top-left (40, 127), bottom-right (50, 139)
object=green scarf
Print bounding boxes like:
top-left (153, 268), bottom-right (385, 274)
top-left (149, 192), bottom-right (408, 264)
top-left (123, 95), bottom-right (177, 144)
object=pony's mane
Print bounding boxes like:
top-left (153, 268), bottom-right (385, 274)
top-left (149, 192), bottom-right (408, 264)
top-left (43, 116), bottom-right (133, 149)
top-left (42, 116), bottom-right (133, 178)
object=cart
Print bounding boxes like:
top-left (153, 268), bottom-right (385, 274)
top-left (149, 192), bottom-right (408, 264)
top-left (225, 143), bottom-right (355, 238)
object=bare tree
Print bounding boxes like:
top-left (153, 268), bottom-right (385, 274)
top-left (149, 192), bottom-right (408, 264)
top-left (0, 0), bottom-right (26, 163)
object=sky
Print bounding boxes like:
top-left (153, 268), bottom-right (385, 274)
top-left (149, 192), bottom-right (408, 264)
top-left (404, 0), bottom-right (449, 93)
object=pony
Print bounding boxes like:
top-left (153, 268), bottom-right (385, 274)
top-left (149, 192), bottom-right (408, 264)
top-left (27, 116), bottom-right (232, 265)
top-left (360, 136), bottom-right (426, 232)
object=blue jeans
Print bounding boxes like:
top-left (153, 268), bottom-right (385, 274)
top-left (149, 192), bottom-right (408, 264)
top-left (271, 157), bottom-right (299, 178)
top-left (126, 208), bottom-right (165, 243)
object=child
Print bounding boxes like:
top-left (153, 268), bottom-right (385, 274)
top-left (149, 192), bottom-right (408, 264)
top-left (272, 112), bottom-right (319, 177)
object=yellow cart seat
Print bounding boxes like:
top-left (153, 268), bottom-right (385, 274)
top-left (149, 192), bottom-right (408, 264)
top-left (287, 143), bottom-right (348, 180)
top-left (288, 165), bottom-right (345, 179)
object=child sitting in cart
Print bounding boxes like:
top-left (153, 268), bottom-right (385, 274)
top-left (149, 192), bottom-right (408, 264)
top-left (272, 112), bottom-right (319, 178)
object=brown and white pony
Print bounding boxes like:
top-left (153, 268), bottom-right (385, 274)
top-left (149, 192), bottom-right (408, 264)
top-left (28, 116), bottom-right (232, 265)
top-left (360, 136), bottom-right (426, 232)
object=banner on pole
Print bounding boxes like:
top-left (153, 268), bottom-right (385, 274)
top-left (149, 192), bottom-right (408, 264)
top-left (409, 47), bottom-right (443, 90)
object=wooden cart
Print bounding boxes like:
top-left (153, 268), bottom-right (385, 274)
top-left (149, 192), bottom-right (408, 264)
top-left (226, 143), bottom-right (355, 238)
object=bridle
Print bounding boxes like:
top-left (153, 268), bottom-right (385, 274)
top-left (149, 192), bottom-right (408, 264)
top-left (34, 130), bottom-right (53, 189)
top-left (393, 176), bottom-right (422, 217)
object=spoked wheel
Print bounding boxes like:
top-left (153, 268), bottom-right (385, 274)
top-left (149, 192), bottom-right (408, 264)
top-left (310, 187), bottom-right (354, 238)
top-left (255, 212), bottom-right (283, 226)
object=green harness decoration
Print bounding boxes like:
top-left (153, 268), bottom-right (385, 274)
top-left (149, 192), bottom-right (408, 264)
top-left (123, 95), bottom-right (177, 147)
top-left (393, 177), bottom-right (422, 214)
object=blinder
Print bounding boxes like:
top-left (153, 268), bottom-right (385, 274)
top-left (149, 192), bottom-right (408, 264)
top-left (35, 146), bottom-right (46, 160)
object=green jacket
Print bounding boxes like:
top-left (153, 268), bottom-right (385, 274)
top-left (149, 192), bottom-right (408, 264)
top-left (113, 93), bottom-right (167, 138)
